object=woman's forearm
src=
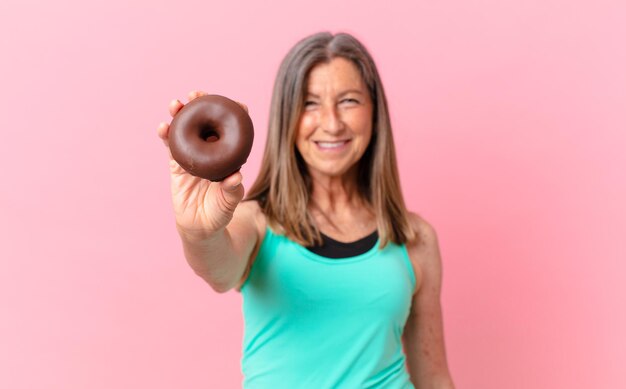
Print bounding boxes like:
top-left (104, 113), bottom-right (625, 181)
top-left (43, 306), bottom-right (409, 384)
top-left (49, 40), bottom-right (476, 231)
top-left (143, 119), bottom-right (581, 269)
top-left (178, 227), bottom-right (249, 293)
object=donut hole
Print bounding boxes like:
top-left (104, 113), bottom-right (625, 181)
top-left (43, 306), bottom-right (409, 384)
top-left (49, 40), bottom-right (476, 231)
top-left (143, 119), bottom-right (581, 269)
top-left (199, 125), bottom-right (220, 142)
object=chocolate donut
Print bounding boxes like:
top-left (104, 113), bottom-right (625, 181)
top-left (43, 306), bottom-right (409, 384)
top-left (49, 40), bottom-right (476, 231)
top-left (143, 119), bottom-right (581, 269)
top-left (168, 95), bottom-right (254, 181)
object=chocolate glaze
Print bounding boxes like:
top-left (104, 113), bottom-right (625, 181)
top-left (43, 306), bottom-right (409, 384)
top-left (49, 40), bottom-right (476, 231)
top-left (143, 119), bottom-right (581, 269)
top-left (168, 95), bottom-right (254, 181)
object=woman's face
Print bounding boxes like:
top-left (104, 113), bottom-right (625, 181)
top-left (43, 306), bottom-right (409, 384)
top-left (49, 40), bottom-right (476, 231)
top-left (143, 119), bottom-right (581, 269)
top-left (296, 57), bottom-right (373, 179)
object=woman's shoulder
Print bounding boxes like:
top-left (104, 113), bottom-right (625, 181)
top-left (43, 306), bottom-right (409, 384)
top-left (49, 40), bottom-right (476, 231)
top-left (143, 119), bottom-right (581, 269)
top-left (404, 212), bottom-right (443, 295)
top-left (406, 212), bottom-right (439, 249)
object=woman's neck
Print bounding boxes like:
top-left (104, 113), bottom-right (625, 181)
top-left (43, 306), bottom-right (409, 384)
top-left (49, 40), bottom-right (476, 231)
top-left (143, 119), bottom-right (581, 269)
top-left (307, 169), bottom-right (376, 240)
top-left (308, 169), bottom-right (363, 213)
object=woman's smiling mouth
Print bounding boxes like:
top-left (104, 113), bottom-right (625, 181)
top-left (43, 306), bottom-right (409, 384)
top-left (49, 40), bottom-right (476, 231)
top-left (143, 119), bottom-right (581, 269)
top-left (314, 140), bottom-right (351, 150)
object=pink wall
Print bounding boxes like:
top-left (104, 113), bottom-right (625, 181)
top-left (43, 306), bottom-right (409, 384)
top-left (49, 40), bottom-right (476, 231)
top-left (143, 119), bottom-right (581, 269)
top-left (1, 0), bottom-right (624, 388)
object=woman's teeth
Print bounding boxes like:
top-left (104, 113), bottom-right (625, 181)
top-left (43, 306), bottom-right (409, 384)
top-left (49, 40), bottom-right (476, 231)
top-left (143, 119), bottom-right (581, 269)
top-left (316, 141), bottom-right (346, 149)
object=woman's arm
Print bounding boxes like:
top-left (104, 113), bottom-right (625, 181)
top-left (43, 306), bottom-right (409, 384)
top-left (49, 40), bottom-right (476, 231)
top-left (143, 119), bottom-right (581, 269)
top-left (177, 199), bottom-right (264, 293)
top-left (402, 214), bottom-right (455, 388)
top-left (158, 91), bottom-right (264, 293)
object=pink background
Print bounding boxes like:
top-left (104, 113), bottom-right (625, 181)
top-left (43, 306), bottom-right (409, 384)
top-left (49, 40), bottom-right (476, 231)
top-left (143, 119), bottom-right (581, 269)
top-left (1, 0), bottom-right (624, 388)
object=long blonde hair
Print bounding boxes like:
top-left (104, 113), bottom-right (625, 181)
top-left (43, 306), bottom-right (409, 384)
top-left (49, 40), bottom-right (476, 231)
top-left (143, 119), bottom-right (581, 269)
top-left (246, 32), bottom-right (416, 247)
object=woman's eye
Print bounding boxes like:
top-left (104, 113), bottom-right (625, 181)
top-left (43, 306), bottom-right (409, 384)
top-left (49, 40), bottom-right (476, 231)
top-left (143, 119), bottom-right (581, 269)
top-left (304, 101), bottom-right (318, 109)
top-left (341, 98), bottom-right (359, 105)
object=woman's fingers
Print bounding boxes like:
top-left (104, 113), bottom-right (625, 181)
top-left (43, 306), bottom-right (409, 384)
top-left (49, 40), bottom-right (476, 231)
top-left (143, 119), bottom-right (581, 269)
top-left (235, 101), bottom-right (248, 113)
top-left (169, 99), bottom-right (184, 117)
top-left (168, 92), bottom-right (207, 119)
top-left (157, 122), bottom-right (170, 146)
top-left (218, 171), bottom-right (245, 210)
top-left (157, 122), bottom-right (182, 174)
top-left (220, 171), bottom-right (243, 190)
top-left (168, 156), bottom-right (187, 176)
top-left (188, 90), bottom-right (207, 102)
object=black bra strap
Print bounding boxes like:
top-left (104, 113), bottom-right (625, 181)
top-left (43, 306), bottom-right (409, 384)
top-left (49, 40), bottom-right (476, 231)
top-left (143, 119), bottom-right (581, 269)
top-left (306, 230), bottom-right (378, 259)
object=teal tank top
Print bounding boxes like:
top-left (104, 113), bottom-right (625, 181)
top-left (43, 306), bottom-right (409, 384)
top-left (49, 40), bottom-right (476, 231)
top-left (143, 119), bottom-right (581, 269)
top-left (240, 228), bottom-right (417, 388)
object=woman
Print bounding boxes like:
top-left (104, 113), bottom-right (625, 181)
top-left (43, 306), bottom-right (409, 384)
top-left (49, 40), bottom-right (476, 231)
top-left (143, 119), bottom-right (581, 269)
top-left (158, 32), bottom-right (454, 388)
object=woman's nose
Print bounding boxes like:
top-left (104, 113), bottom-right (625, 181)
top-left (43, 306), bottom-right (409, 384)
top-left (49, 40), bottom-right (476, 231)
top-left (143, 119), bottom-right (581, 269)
top-left (320, 105), bottom-right (344, 133)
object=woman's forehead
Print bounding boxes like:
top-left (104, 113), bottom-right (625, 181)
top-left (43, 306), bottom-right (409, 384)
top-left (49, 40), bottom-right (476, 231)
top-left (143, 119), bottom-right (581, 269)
top-left (305, 58), bottom-right (366, 94)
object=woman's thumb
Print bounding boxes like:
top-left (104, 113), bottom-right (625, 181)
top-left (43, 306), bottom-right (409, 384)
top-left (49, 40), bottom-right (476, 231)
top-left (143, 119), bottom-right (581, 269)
top-left (218, 171), bottom-right (245, 208)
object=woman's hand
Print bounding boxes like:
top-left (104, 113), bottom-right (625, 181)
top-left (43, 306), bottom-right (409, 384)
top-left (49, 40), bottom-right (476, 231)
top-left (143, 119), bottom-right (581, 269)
top-left (157, 91), bottom-right (249, 241)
